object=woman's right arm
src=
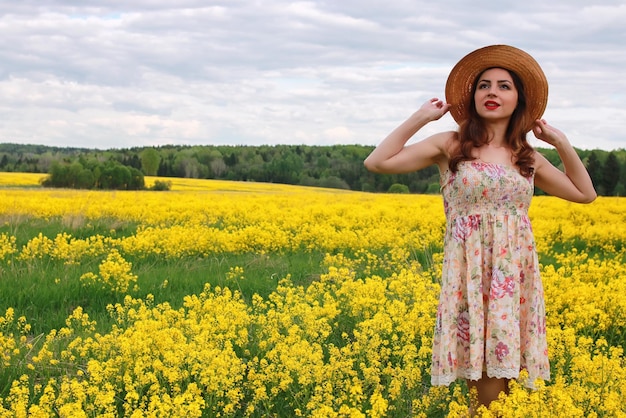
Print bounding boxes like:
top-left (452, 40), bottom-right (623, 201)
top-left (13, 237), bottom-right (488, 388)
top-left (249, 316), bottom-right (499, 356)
top-left (364, 98), bottom-right (452, 174)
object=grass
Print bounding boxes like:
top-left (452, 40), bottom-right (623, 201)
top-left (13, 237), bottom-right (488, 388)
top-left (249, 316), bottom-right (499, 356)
top-left (0, 214), bottom-right (140, 246)
top-left (0, 216), bottom-right (421, 336)
top-left (0, 215), bottom-right (324, 334)
top-left (0, 250), bottom-right (327, 336)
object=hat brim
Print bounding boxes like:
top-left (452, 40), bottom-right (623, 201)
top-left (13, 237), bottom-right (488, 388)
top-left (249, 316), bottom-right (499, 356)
top-left (445, 45), bottom-right (548, 132)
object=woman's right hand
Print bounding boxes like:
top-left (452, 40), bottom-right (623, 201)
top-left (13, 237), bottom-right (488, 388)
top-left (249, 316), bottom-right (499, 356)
top-left (363, 98), bottom-right (452, 174)
top-left (419, 97), bottom-right (450, 122)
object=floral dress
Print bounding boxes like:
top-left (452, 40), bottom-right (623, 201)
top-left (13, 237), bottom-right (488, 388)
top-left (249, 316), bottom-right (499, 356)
top-left (431, 160), bottom-right (550, 388)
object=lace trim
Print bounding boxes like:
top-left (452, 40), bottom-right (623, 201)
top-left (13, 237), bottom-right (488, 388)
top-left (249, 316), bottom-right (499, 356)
top-left (431, 368), bottom-right (549, 390)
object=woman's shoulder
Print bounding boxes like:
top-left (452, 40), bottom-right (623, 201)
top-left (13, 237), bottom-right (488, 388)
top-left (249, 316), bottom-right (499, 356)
top-left (425, 131), bottom-right (458, 171)
top-left (440, 131), bottom-right (459, 159)
top-left (434, 130), bottom-right (458, 141)
top-left (531, 150), bottom-right (549, 169)
top-left (425, 130), bottom-right (457, 150)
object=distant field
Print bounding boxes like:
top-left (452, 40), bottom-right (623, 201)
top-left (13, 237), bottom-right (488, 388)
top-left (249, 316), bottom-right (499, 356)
top-left (0, 171), bottom-right (46, 186)
top-left (0, 173), bottom-right (624, 417)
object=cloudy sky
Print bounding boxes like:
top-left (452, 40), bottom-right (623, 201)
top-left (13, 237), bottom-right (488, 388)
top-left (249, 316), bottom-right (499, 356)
top-left (0, 1), bottom-right (624, 151)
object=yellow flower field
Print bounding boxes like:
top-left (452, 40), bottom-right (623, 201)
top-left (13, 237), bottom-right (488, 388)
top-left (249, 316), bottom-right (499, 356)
top-left (0, 173), bottom-right (624, 417)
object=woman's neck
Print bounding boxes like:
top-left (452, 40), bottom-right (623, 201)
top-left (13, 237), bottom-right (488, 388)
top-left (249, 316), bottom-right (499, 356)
top-left (484, 121), bottom-right (509, 148)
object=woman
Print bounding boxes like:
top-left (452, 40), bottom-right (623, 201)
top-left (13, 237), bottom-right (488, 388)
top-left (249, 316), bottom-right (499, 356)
top-left (364, 45), bottom-right (596, 413)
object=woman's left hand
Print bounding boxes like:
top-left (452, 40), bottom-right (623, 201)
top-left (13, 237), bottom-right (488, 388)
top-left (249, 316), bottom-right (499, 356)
top-left (532, 119), bottom-right (567, 148)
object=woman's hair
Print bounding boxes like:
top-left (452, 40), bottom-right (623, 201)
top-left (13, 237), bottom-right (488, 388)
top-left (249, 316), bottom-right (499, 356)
top-left (449, 68), bottom-right (535, 177)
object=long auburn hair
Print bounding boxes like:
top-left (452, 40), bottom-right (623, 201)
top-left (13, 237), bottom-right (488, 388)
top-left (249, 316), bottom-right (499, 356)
top-left (449, 68), bottom-right (535, 177)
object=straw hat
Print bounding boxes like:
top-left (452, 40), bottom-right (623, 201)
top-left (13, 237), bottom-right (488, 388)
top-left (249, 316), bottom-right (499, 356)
top-left (445, 45), bottom-right (548, 132)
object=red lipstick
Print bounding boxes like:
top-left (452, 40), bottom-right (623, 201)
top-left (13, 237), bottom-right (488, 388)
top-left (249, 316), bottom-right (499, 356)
top-left (485, 101), bottom-right (500, 110)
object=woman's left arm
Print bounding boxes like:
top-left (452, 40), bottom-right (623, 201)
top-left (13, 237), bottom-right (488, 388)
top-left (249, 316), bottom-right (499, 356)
top-left (532, 119), bottom-right (597, 203)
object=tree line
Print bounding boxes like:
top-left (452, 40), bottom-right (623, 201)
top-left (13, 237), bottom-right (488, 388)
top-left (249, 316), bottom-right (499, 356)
top-left (0, 143), bottom-right (624, 195)
top-left (42, 159), bottom-right (146, 190)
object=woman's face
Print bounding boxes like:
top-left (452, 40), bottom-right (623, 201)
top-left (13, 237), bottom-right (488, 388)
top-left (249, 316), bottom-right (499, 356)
top-left (473, 67), bottom-right (519, 123)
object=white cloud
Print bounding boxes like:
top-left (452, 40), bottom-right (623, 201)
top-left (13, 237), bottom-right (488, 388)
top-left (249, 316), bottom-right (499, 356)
top-left (0, 1), bottom-right (623, 151)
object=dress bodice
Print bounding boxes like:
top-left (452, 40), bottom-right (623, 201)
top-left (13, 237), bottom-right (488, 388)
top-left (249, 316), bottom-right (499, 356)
top-left (440, 160), bottom-right (534, 220)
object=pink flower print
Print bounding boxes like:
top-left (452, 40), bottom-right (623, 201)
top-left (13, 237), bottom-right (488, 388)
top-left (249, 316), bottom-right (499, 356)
top-left (472, 161), bottom-right (506, 178)
top-left (490, 267), bottom-right (515, 299)
top-left (435, 308), bottom-right (442, 334)
top-left (487, 164), bottom-right (506, 178)
top-left (456, 311), bottom-right (470, 343)
top-left (452, 215), bottom-right (481, 242)
top-left (495, 341), bottom-right (509, 362)
top-left (537, 315), bottom-right (547, 335)
top-left (447, 351), bottom-right (457, 367)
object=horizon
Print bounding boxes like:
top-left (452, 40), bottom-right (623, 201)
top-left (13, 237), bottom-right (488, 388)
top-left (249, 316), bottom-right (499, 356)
top-left (1, 141), bottom-right (623, 153)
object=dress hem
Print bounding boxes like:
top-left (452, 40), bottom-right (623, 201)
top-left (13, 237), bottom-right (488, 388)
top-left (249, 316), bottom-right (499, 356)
top-left (431, 369), bottom-right (549, 390)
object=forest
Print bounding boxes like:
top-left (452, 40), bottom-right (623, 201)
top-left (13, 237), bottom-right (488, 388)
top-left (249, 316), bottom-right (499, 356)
top-left (0, 142), bottom-right (624, 195)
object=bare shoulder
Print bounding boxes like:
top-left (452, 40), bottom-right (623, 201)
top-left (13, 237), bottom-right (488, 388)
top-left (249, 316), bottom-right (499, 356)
top-left (433, 131), bottom-right (458, 165)
top-left (533, 150), bottom-right (560, 185)
top-left (425, 130), bottom-right (457, 158)
top-left (532, 150), bottom-right (550, 170)
top-left (421, 130), bottom-right (457, 171)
